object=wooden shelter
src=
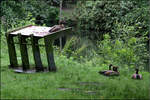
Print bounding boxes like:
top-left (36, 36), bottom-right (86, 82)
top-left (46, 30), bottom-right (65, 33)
top-left (6, 25), bottom-right (72, 72)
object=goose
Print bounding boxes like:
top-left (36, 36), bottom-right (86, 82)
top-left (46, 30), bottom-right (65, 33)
top-left (104, 66), bottom-right (120, 76)
top-left (49, 24), bottom-right (64, 32)
top-left (98, 64), bottom-right (113, 75)
top-left (132, 68), bottom-right (142, 79)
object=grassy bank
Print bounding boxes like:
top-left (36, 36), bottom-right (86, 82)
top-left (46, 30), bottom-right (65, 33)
top-left (1, 41), bottom-right (150, 99)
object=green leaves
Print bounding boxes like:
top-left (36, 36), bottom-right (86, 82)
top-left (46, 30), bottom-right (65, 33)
top-left (1, 0), bottom-right (59, 30)
top-left (97, 32), bottom-right (148, 70)
top-left (73, 1), bottom-right (136, 41)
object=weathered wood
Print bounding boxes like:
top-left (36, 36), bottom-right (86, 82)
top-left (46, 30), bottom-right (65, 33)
top-left (59, 37), bottom-right (62, 51)
top-left (7, 25), bottom-right (72, 72)
top-left (7, 25), bottom-right (32, 34)
top-left (148, 16), bottom-right (150, 72)
top-left (45, 27), bottom-right (72, 40)
top-left (18, 34), bottom-right (30, 71)
top-left (31, 35), bottom-right (44, 72)
top-left (44, 27), bottom-right (72, 72)
top-left (6, 34), bottom-right (18, 68)
top-left (44, 37), bottom-right (56, 72)
top-left (12, 42), bottom-right (45, 47)
top-left (9, 25), bottom-right (52, 37)
top-left (59, 0), bottom-right (63, 51)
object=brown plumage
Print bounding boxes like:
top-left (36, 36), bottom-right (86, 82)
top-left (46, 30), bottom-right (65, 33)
top-left (98, 64), bottom-right (113, 75)
top-left (132, 69), bottom-right (142, 79)
top-left (49, 24), bottom-right (64, 32)
top-left (104, 66), bottom-right (120, 76)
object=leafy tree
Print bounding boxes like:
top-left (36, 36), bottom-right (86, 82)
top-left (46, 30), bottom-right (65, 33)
top-left (1, 0), bottom-right (59, 30)
top-left (73, 0), bottom-right (135, 41)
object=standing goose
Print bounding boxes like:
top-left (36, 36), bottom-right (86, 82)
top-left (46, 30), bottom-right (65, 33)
top-left (104, 66), bottom-right (120, 76)
top-left (98, 64), bottom-right (113, 75)
top-left (132, 68), bottom-right (142, 79)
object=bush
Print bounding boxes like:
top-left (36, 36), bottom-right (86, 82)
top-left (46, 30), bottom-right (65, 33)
top-left (73, 0), bottom-right (135, 41)
top-left (62, 36), bottom-right (95, 61)
top-left (24, 0), bottom-right (59, 26)
top-left (97, 32), bottom-right (148, 70)
top-left (1, 0), bottom-right (59, 30)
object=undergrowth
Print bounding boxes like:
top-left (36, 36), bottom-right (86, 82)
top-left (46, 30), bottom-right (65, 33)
top-left (1, 40), bottom-right (150, 99)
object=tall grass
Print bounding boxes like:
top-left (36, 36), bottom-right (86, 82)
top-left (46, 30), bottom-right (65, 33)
top-left (1, 39), bottom-right (150, 99)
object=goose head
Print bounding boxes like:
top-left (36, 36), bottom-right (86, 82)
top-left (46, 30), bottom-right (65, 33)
top-left (109, 64), bottom-right (113, 70)
top-left (135, 68), bottom-right (139, 74)
top-left (113, 66), bottom-right (118, 72)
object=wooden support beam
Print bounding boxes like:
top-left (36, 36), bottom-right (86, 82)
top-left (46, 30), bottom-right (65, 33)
top-left (147, 0), bottom-right (150, 73)
top-left (18, 34), bottom-right (30, 71)
top-left (7, 25), bottom-right (32, 34)
top-left (31, 35), bottom-right (44, 72)
top-left (12, 42), bottom-right (45, 47)
top-left (59, 0), bottom-right (63, 51)
top-left (43, 27), bottom-right (72, 72)
top-left (6, 34), bottom-right (18, 68)
top-left (44, 37), bottom-right (56, 72)
top-left (6, 25), bottom-right (72, 73)
top-left (45, 27), bottom-right (72, 40)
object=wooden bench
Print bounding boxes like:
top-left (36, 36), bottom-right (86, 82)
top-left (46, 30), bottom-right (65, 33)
top-left (6, 25), bottom-right (72, 72)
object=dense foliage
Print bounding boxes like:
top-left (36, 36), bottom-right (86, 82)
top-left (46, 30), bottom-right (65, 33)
top-left (72, 1), bottom-right (149, 40)
top-left (0, 0), bottom-right (150, 99)
top-left (1, 0), bottom-right (149, 70)
top-left (1, 0), bottom-right (59, 30)
top-left (73, 1), bottom-right (135, 40)
top-left (63, 0), bottom-right (149, 71)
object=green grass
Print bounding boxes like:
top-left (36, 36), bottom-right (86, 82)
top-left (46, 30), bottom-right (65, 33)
top-left (1, 41), bottom-right (150, 99)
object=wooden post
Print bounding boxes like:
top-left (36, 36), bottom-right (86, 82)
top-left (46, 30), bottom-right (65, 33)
top-left (31, 35), bottom-right (44, 72)
top-left (148, 22), bottom-right (150, 72)
top-left (44, 37), bottom-right (56, 72)
top-left (44, 28), bottom-right (71, 72)
top-left (149, 1), bottom-right (150, 72)
top-left (18, 34), bottom-right (30, 71)
top-left (59, 0), bottom-right (63, 51)
top-left (6, 34), bottom-right (18, 68)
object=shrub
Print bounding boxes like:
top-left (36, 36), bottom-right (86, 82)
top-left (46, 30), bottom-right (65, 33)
top-left (73, 0), bottom-right (135, 41)
top-left (62, 36), bottom-right (96, 61)
top-left (1, 0), bottom-right (59, 30)
top-left (97, 32), bottom-right (148, 70)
